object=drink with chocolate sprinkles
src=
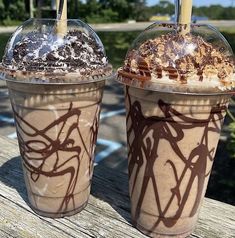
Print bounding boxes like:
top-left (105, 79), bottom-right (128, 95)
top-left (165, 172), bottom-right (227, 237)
top-left (0, 18), bottom-right (112, 218)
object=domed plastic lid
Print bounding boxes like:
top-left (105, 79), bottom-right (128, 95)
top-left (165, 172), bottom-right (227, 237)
top-left (118, 22), bottom-right (235, 94)
top-left (1, 18), bottom-right (112, 84)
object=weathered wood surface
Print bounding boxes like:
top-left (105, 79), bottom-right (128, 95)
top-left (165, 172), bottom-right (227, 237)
top-left (0, 135), bottom-right (234, 238)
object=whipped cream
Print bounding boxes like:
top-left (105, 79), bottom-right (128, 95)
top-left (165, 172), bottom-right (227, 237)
top-left (119, 28), bottom-right (235, 92)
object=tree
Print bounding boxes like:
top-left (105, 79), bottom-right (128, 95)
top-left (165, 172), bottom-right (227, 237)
top-left (99, 0), bottom-right (129, 21)
top-left (8, 1), bottom-right (28, 20)
top-left (151, 0), bottom-right (175, 15)
top-left (68, 0), bottom-right (87, 20)
top-left (98, 0), bottom-right (150, 22)
top-left (0, 0), bottom-right (235, 25)
top-left (130, 0), bottom-right (151, 21)
top-left (1, 0), bottom-right (28, 24)
top-left (0, 0), bottom-right (5, 21)
top-left (193, 5), bottom-right (232, 20)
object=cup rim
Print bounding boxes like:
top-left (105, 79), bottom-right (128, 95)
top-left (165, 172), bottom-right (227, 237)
top-left (116, 72), bottom-right (235, 96)
top-left (0, 62), bottom-right (114, 85)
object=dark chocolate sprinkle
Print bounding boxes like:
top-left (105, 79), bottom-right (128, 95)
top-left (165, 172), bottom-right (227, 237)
top-left (4, 30), bottom-right (108, 73)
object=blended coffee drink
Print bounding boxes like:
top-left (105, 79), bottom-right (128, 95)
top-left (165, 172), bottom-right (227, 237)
top-left (0, 18), bottom-right (112, 218)
top-left (117, 22), bottom-right (235, 237)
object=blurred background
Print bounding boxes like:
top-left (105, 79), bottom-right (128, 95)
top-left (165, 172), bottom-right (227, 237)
top-left (0, 0), bottom-right (234, 205)
top-left (0, 0), bottom-right (235, 24)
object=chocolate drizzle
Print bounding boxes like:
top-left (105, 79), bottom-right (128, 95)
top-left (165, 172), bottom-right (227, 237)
top-left (13, 101), bottom-right (100, 215)
top-left (126, 87), bottom-right (227, 232)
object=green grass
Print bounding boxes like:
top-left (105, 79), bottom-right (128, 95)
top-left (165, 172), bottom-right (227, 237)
top-left (0, 33), bottom-right (11, 60)
top-left (219, 27), bottom-right (235, 34)
top-left (97, 31), bottom-right (140, 69)
top-left (221, 31), bottom-right (235, 53)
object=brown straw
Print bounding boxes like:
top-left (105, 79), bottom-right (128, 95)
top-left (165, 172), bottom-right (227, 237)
top-left (178, 0), bottom-right (193, 34)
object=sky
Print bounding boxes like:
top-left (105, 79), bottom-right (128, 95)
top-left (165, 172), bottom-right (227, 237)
top-left (147, 0), bottom-right (233, 7)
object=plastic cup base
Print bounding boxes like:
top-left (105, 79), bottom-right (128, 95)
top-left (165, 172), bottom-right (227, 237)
top-left (135, 222), bottom-right (194, 238)
top-left (29, 200), bottom-right (89, 218)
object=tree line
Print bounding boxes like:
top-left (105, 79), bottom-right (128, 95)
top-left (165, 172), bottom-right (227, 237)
top-left (0, 0), bottom-right (235, 25)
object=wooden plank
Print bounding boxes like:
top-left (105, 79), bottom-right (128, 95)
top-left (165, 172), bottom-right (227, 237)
top-left (92, 165), bottom-right (235, 238)
top-left (0, 136), bottom-right (234, 238)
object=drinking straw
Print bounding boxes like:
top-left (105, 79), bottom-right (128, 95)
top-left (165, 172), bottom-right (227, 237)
top-left (177, 0), bottom-right (193, 34)
top-left (56, 0), bottom-right (67, 36)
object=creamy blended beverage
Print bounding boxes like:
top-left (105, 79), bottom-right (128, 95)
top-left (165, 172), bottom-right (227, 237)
top-left (117, 22), bottom-right (235, 237)
top-left (0, 19), bottom-right (112, 218)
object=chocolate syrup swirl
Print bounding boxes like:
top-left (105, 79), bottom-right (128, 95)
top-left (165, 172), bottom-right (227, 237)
top-left (12, 101), bottom-right (100, 215)
top-left (126, 87), bottom-right (226, 232)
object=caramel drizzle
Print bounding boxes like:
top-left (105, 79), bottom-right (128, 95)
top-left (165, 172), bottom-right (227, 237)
top-left (121, 62), bottom-right (186, 83)
top-left (126, 87), bottom-right (226, 231)
top-left (120, 28), bottom-right (234, 84)
top-left (13, 101), bottom-right (100, 214)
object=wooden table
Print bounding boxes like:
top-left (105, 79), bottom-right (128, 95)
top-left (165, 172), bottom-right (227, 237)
top-left (0, 135), bottom-right (234, 238)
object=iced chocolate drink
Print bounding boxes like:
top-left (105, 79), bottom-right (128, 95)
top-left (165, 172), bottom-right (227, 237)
top-left (0, 19), bottom-right (112, 218)
top-left (117, 23), bottom-right (234, 237)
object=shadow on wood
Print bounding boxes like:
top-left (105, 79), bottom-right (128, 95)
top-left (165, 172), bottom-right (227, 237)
top-left (0, 155), bottom-right (133, 225)
top-left (92, 164), bottom-right (132, 223)
top-left (0, 148), bottom-right (234, 237)
top-left (0, 156), bottom-right (29, 205)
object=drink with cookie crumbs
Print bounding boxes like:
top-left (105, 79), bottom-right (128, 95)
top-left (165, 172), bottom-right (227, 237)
top-left (0, 18), bottom-right (112, 218)
top-left (117, 21), bottom-right (235, 238)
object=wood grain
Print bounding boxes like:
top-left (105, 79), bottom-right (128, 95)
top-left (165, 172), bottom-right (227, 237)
top-left (0, 136), bottom-right (234, 238)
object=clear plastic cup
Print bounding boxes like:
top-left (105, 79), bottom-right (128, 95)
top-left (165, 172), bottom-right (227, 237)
top-left (1, 18), bottom-right (112, 218)
top-left (117, 22), bottom-right (234, 237)
top-left (126, 86), bottom-right (229, 237)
